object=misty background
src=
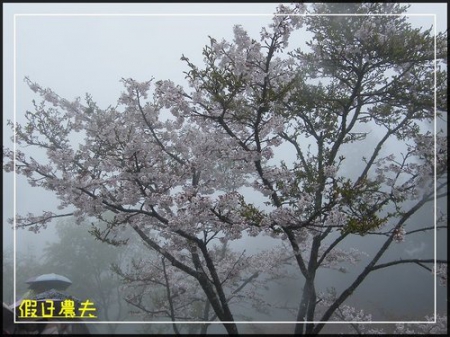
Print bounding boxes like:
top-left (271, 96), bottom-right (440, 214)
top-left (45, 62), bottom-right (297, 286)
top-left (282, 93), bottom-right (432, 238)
top-left (3, 3), bottom-right (447, 334)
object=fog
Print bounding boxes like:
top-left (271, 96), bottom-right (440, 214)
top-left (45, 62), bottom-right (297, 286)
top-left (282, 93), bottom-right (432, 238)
top-left (3, 3), bottom-right (447, 335)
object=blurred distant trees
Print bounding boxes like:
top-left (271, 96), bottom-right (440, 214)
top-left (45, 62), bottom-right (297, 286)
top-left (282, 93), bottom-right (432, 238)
top-left (3, 220), bottom-right (132, 334)
top-left (3, 244), bottom-right (46, 305)
top-left (42, 219), bottom-right (130, 334)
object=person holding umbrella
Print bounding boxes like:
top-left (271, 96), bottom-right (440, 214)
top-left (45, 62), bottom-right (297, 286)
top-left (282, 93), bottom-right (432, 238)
top-left (10, 273), bottom-right (94, 334)
top-left (20, 273), bottom-right (73, 301)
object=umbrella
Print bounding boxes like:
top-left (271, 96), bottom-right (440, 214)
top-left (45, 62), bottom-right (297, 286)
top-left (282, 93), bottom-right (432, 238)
top-left (32, 289), bottom-right (81, 304)
top-left (25, 273), bottom-right (72, 291)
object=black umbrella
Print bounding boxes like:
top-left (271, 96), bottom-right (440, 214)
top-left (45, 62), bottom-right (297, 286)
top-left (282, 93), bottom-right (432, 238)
top-left (25, 273), bottom-right (72, 291)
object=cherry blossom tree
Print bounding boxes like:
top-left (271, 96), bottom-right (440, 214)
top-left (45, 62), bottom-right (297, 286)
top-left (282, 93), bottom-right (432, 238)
top-left (3, 2), bottom-right (447, 335)
top-left (114, 239), bottom-right (290, 334)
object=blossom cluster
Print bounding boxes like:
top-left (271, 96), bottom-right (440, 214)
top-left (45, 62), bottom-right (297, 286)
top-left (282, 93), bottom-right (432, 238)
top-left (395, 314), bottom-right (448, 335)
top-left (432, 263), bottom-right (448, 287)
top-left (393, 226), bottom-right (406, 243)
